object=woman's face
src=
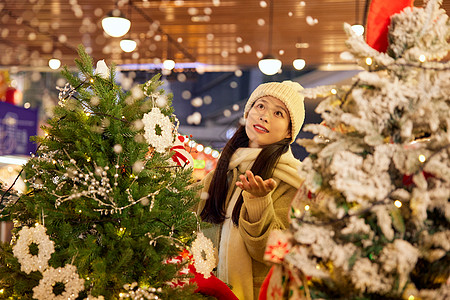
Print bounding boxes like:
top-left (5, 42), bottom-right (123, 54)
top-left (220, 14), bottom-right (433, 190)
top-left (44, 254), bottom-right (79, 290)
top-left (245, 96), bottom-right (291, 148)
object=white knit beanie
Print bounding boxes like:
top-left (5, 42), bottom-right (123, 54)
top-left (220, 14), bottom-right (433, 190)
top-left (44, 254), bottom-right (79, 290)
top-left (243, 80), bottom-right (305, 143)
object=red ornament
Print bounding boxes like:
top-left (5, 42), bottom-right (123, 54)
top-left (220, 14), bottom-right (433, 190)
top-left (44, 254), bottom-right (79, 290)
top-left (4, 87), bottom-right (23, 105)
top-left (402, 171), bottom-right (435, 187)
top-left (166, 250), bottom-right (238, 300)
top-left (366, 0), bottom-right (414, 52)
top-left (170, 135), bottom-right (193, 168)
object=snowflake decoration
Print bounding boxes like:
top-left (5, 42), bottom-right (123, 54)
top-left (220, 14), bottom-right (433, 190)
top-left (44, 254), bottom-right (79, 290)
top-left (32, 264), bottom-right (85, 300)
top-left (12, 223), bottom-right (55, 274)
top-left (142, 107), bottom-right (175, 153)
top-left (191, 232), bottom-right (216, 279)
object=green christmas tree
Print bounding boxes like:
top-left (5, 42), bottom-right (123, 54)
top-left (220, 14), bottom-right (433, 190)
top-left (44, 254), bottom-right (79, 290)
top-left (263, 0), bottom-right (449, 299)
top-left (0, 46), bottom-right (207, 299)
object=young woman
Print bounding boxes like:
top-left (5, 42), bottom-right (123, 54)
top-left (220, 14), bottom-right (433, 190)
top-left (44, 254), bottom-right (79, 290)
top-left (195, 81), bottom-right (305, 300)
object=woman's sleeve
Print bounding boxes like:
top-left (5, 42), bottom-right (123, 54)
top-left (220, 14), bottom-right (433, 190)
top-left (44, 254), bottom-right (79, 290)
top-left (238, 182), bottom-right (296, 263)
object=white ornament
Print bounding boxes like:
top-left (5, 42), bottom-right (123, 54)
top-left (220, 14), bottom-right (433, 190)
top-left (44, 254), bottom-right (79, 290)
top-left (32, 265), bottom-right (85, 300)
top-left (191, 232), bottom-right (216, 278)
top-left (142, 107), bottom-right (175, 153)
top-left (95, 60), bottom-right (110, 79)
top-left (12, 223), bottom-right (55, 274)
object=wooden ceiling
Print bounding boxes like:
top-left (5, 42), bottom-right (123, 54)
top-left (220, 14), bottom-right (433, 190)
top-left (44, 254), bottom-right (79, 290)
top-left (0, 0), bottom-right (449, 70)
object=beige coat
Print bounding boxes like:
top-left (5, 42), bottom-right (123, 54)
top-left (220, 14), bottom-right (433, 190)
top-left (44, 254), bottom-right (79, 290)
top-left (195, 147), bottom-right (302, 299)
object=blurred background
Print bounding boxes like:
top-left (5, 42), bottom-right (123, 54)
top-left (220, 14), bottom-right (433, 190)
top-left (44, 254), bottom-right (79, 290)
top-left (1, 0), bottom-right (449, 225)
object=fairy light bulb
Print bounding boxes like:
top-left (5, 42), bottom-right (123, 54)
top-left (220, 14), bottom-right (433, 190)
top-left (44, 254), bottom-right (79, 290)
top-left (204, 146), bottom-right (212, 154)
top-left (331, 88), bottom-right (337, 94)
top-left (418, 154), bottom-right (426, 163)
top-left (304, 205), bottom-right (310, 211)
top-left (408, 296), bottom-right (415, 300)
top-left (419, 55), bottom-right (426, 62)
top-left (365, 57), bottom-right (373, 65)
top-left (394, 200), bottom-right (402, 208)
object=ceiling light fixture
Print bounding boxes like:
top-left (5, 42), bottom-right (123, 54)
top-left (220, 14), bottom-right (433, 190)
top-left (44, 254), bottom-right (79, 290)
top-left (120, 4), bottom-right (137, 52)
top-left (293, 38), bottom-right (306, 70)
top-left (163, 59), bottom-right (175, 70)
top-left (163, 35), bottom-right (176, 70)
top-left (48, 58), bottom-right (61, 70)
top-left (351, 0), bottom-right (365, 36)
top-left (120, 39), bottom-right (137, 52)
top-left (102, 6), bottom-right (131, 38)
top-left (258, 0), bottom-right (281, 75)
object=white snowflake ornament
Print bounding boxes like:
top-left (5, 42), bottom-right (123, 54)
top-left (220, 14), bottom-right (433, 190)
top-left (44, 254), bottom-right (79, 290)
top-left (32, 264), bottom-right (85, 300)
top-left (191, 232), bottom-right (216, 278)
top-left (12, 223), bottom-right (55, 274)
top-left (142, 107), bottom-right (175, 153)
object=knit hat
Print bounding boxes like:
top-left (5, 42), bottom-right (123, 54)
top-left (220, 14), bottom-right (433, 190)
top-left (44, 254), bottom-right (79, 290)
top-left (244, 80), bottom-right (305, 143)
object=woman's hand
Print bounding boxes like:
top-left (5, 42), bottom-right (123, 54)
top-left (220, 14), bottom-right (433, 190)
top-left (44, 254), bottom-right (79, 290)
top-left (236, 170), bottom-right (277, 198)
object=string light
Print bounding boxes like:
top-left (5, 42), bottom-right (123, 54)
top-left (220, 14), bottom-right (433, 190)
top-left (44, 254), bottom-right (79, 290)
top-left (418, 154), bottom-right (426, 162)
top-left (304, 205), bottom-right (310, 211)
top-left (365, 57), bottom-right (373, 65)
top-left (331, 88), bottom-right (337, 94)
top-left (419, 55), bottom-right (426, 62)
top-left (408, 296), bottom-right (415, 300)
top-left (394, 200), bottom-right (402, 208)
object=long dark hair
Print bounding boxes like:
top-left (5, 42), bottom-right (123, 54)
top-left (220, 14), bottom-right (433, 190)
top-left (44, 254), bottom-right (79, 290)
top-left (200, 125), bottom-right (291, 226)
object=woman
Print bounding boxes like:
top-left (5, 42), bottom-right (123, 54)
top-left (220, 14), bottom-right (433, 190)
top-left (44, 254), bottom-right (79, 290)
top-left (195, 81), bottom-right (305, 299)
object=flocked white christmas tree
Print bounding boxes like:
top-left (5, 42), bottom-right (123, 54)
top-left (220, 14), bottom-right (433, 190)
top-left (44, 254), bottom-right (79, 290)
top-left (263, 0), bottom-right (450, 299)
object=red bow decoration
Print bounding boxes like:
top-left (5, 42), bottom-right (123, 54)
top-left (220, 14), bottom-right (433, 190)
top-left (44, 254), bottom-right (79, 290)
top-left (170, 145), bottom-right (191, 166)
top-left (166, 250), bottom-right (238, 300)
top-left (366, 0), bottom-right (414, 52)
top-left (170, 135), bottom-right (193, 167)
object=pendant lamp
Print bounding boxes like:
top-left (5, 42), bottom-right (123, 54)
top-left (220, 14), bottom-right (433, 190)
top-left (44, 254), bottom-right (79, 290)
top-left (258, 0), bottom-right (281, 75)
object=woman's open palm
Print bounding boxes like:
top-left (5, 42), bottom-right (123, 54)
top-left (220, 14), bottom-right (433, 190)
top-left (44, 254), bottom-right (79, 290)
top-left (236, 170), bottom-right (277, 198)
